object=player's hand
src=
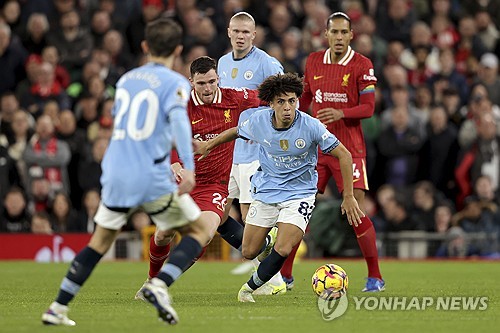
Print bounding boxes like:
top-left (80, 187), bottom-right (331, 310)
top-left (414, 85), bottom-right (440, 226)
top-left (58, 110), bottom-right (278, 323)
top-left (177, 169), bottom-right (195, 195)
top-left (317, 107), bottom-right (344, 124)
top-left (170, 162), bottom-right (183, 182)
top-left (340, 195), bottom-right (365, 227)
top-left (193, 140), bottom-right (211, 161)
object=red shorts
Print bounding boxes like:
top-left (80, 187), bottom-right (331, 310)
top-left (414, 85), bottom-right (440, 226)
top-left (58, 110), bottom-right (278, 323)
top-left (190, 184), bottom-right (228, 220)
top-left (316, 154), bottom-right (369, 194)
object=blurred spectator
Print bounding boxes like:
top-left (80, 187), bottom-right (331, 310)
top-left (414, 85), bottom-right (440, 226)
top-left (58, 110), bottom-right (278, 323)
top-left (126, 0), bottom-right (165, 56)
top-left (380, 64), bottom-right (408, 108)
top-left (187, 16), bottom-right (228, 60)
top-left (406, 45), bottom-right (434, 87)
top-left (41, 100), bottom-right (60, 126)
top-left (1, 0), bottom-right (22, 36)
top-left (0, 91), bottom-right (19, 143)
top-left (458, 83), bottom-right (500, 149)
top-left (474, 10), bottom-right (499, 52)
top-left (301, 1), bottom-right (331, 53)
top-left (382, 196), bottom-right (420, 232)
top-left (20, 61), bottom-right (71, 117)
top-left (23, 114), bottom-right (71, 194)
top-left (78, 137), bottom-right (108, 193)
top-left (31, 211), bottom-right (53, 234)
top-left (452, 195), bottom-right (499, 256)
top-left (90, 10), bottom-right (112, 48)
top-left (418, 105), bottom-right (459, 199)
top-left (442, 87), bottom-right (463, 128)
top-left (456, 112), bottom-right (500, 207)
top-left (265, 5), bottom-right (291, 45)
top-left (0, 144), bottom-right (21, 201)
top-left (66, 60), bottom-right (102, 103)
top-left (473, 175), bottom-right (500, 206)
top-left (376, 0), bottom-right (417, 46)
top-left (371, 184), bottom-right (397, 232)
top-left (46, 10), bottom-right (93, 75)
top-left (0, 186), bottom-right (30, 232)
top-left (411, 181), bottom-right (440, 231)
top-left (48, 191), bottom-right (82, 232)
top-left (0, 22), bottom-right (28, 95)
top-left (87, 98), bottom-right (113, 142)
top-left (21, 12), bottom-right (50, 55)
top-left (74, 95), bottom-right (99, 134)
top-left (432, 200), bottom-right (467, 257)
top-left (455, 16), bottom-right (488, 75)
top-left (28, 176), bottom-right (51, 213)
top-left (281, 27), bottom-right (306, 75)
top-left (41, 46), bottom-right (71, 89)
top-left (101, 29), bottom-right (134, 75)
top-left (0, 109), bottom-right (33, 175)
top-left (90, 48), bottom-right (120, 87)
top-left (427, 48), bottom-right (468, 105)
top-left (476, 53), bottom-right (500, 107)
top-left (56, 109), bottom-right (87, 208)
top-left (77, 188), bottom-right (100, 233)
top-left (429, 14), bottom-right (459, 49)
top-left (353, 15), bottom-right (387, 69)
top-left (377, 106), bottom-right (424, 187)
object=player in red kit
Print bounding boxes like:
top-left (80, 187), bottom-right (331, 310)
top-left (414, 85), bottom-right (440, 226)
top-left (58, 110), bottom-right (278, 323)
top-left (135, 56), bottom-right (271, 298)
top-left (299, 12), bottom-right (384, 292)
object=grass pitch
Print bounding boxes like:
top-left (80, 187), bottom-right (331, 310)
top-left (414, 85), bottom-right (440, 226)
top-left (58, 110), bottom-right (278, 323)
top-left (0, 260), bottom-right (499, 333)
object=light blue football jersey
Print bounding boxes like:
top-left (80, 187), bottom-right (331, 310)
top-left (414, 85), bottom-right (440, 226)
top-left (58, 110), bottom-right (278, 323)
top-left (218, 46), bottom-right (283, 164)
top-left (101, 62), bottom-right (193, 207)
top-left (238, 109), bottom-right (340, 204)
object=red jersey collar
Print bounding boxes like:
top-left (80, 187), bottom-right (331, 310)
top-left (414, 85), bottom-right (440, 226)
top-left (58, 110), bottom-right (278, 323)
top-left (324, 46), bottom-right (355, 66)
top-left (191, 87), bottom-right (223, 106)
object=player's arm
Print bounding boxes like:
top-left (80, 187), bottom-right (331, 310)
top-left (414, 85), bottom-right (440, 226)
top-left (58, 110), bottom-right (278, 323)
top-left (194, 127), bottom-right (239, 160)
top-left (170, 106), bottom-right (196, 195)
top-left (328, 142), bottom-right (364, 226)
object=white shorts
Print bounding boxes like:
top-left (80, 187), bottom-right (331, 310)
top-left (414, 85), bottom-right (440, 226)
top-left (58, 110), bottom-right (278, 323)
top-left (245, 195), bottom-right (316, 233)
top-left (227, 160), bottom-right (260, 203)
top-left (95, 193), bottom-right (201, 231)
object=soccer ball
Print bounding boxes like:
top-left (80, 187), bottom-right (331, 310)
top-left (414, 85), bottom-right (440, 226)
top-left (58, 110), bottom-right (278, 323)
top-left (311, 264), bottom-right (348, 300)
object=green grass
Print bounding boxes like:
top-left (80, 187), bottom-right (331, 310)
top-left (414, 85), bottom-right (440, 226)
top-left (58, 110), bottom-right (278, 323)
top-left (1, 260), bottom-right (499, 333)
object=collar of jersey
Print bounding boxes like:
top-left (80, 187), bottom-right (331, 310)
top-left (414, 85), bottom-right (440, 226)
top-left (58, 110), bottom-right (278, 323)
top-left (324, 46), bottom-right (354, 66)
top-left (232, 46), bottom-right (256, 61)
top-left (271, 109), bottom-right (299, 131)
top-left (191, 88), bottom-right (222, 106)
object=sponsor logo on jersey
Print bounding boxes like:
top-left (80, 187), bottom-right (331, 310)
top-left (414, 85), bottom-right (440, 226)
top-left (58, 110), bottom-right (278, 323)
top-left (363, 68), bottom-right (377, 81)
top-left (244, 70), bottom-right (254, 80)
top-left (191, 118), bottom-right (203, 125)
top-left (280, 139), bottom-right (289, 151)
top-left (314, 89), bottom-right (348, 103)
top-left (224, 109), bottom-right (232, 123)
top-left (295, 138), bottom-right (306, 149)
top-left (231, 68), bottom-right (238, 78)
top-left (342, 73), bottom-right (350, 87)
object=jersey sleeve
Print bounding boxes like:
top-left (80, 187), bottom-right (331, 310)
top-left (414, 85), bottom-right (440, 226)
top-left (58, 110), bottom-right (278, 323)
top-left (237, 116), bottom-right (255, 142)
top-left (237, 88), bottom-right (262, 113)
top-left (312, 118), bottom-right (340, 154)
top-left (262, 56), bottom-right (284, 76)
top-left (357, 57), bottom-right (377, 94)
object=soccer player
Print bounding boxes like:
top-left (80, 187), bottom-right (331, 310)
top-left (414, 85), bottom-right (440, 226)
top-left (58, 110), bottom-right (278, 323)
top-left (135, 56), bottom-right (275, 298)
top-left (218, 12), bottom-right (286, 293)
top-left (41, 18), bottom-right (212, 326)
top-left (299, 12), bottom-right (384, 292)
top-left (195, 73), bottom-right (364, 302)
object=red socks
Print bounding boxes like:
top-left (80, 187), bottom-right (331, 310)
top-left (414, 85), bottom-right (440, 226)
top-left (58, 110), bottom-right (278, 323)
top-left (148, 235), bottom-right (171, 278)
top-left (353, 216), bottom-right (382, 279)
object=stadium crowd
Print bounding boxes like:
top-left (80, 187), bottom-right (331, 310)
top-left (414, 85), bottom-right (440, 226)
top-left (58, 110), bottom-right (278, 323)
top-left (0, 0), bottom-right (499, 258)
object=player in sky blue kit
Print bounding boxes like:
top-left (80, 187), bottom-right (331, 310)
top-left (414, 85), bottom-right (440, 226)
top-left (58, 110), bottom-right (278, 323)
top-left (41, 18), bottom-right (212, 326)
top-left (195, 73), bottom-right (364, 302)
top-left (217, 12), bottom-right (286, 292)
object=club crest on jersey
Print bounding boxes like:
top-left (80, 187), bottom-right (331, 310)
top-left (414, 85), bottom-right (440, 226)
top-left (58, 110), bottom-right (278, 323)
top-left (244, 70), bottom-right (254, 80)
top-left (224, 109), bottom-right (232, 123)
top-left (342, 73), bottom-right (350, 87)
top-left (231, 68), bottom-right (238, 79)
top-left (280, 139), bottom-right (289, 151)
top-left (295, 138), bottom-right (306, 149)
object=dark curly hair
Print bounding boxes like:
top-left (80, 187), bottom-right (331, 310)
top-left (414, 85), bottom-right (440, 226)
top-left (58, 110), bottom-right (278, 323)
top-left (257, 73), bottom-right (303, 103)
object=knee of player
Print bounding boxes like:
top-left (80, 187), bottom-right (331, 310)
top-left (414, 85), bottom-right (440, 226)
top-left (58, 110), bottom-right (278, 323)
top-left (273, 243), bottom-right (293, 257)
top-left (241, 246), bottom-right (259, 260)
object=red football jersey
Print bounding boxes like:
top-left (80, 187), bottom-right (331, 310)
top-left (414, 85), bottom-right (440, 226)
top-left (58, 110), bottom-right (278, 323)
top-left (188, 87), bottom-right (260, 184)
top-left (300, 46), bottom-right (377, 157)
